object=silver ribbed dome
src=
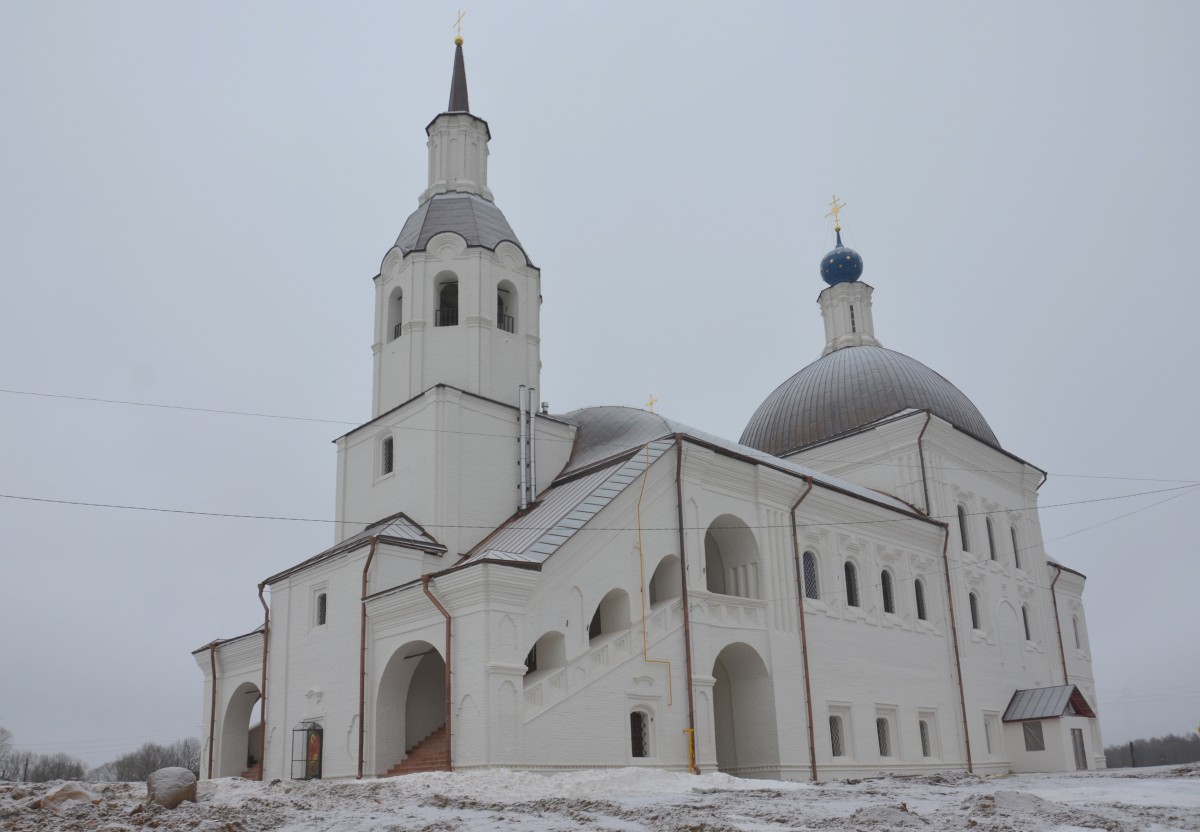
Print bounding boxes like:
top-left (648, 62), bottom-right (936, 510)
top-left (740, 345), bottom-right (999, 455)
top-left (395, 192), bottom-right (530, 264)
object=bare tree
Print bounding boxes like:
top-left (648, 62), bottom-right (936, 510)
top-left (86, 761), bottom-right (119, 783)
top-left (26, 752), bottom-right (87, 783)
top-left (108, 738), bottom-right (202, 781)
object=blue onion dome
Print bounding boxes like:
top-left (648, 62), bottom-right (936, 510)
top-left (820, 228), bottom-right (864, 285)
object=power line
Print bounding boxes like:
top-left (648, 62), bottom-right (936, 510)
top-left (1, 482), bottom-right (1196, 533)
top-left (3, 386), bottom-right (1197, 484)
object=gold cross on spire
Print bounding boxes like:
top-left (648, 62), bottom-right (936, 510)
top-left (645, 394), bottom-right (658, 413)
top-left (454, 10), bottom-right (466, 44)
top-left (826, 195), bottom-right (846, 232)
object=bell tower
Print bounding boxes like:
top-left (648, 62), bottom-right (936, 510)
top-left (371, 38), bottom-right (540, 416)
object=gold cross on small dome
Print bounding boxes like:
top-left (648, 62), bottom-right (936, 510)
top-left (454, 10), bottom-right (466, 44)
top-left (645, 394), bottom-right (658, 413)
top-left (826, 195), bottom-right (846, 232)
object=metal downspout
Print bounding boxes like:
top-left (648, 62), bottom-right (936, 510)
top-left (939, 526), bottom-right (973, 773)
top-left (788, 476), bottom-right (818, 781)
top-left (357, 536), bottom-right (380, 779)
top-left (1050, 564), bottom-right (1069, 685)
top-left (916, 411), bottom-right (933, 515)
top-left (256, 583), bottom-right (269, 781)
top-left (422, 575), bottom-right (453, 771)
top-left (674, 436), bottom-right (698, 774)
top-left (782, 477), bottom-right (820, 782)
top-left (207, 644), bottom-right (218, 779)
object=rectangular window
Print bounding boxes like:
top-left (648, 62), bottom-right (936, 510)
top-left (876, 717), bottom-right (891, 758)
top-left (918, 710), bottom-right (938, 759)
top-left (317, 593), bottom-right (327, 626)
top-left (919, 720), bottom-right (931, 758)
top-left (1023, 721), bottom-right (1046, 752)
top-left (630, 712), bottom-right (649, 758)
top-left (983, 713), bottom-right (1002, 757)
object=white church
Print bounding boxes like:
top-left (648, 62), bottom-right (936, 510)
top-left (195, 40), bottom-right (1104, 782)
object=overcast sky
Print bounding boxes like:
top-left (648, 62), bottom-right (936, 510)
top-left (1, 1), bottom-right (1197, 768)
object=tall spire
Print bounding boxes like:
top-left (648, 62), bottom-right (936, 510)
top-left (448, 39), bottom-right (470, 113)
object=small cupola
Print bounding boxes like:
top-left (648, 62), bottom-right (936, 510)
top-left (816, 197), bottom-right (880, 356)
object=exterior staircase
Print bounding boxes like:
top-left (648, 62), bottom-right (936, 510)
top-left (240, 761), bottom-right (262, 780)
top-left (383, 724), bottom-right (450, 776)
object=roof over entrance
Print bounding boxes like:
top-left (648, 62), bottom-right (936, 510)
top-left (1002, 685), bottom-right (1097, 722)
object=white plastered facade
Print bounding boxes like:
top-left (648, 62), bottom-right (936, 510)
top-left (194, 45), bottom-right (1103, 782)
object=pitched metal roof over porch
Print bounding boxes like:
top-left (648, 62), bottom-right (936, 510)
top-left (1002, 685), bottom-right (1097, 722)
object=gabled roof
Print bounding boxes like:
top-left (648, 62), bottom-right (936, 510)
top-left (1002, 685), bottom-right (1096, 722)
top-left (262, 512), bottom-right (446, 586)
top-left (460, 440), bottom-right (672, 567)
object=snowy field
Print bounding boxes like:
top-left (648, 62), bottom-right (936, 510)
top-left (2, 764), bottom-right (1197, 831)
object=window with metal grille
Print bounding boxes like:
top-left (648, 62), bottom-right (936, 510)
top-left (919, 720), bottom-right (932, 757)
top-left (1072, 615), bottom-right (1082, 649)
top-left (984, 719), bottom-right (994, 754)
top-left (915, 579), bottom-right (927, 621)
top-left (316, 593), bottom-right (327, 626)
top-left (1022, 605), bottom-right (1032, 641)
top-left (844, 562), bottom-right (859, 607)
top-left (958, 505), bottom-right (971, 551)
top-left (436, 279), bottom-right (459, 327)
top-left (803, 551), bottom-right (819, 600)
top-left (876, 718), bottom-right (891, 757)
top-left (1023, 721), bottom-right (1046, 752)
top-left (1011, 526), bottom-right (1021, 569)
top-left (381, 436), bottom-right (394, 475)
top-left (969, 592), bottom-right (981, 630)
top-left (829, 715), bottom-right (844, 757)
top-left (986, 517), bottom-right (997, 560)
top-left (881, 570), bottom-right (895, 614)
top-left (849, 304), bottom-right (857, 333)
top-left (630, 711), bottom-right (649, 758)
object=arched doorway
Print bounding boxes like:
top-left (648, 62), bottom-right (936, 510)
top-left (374, 640), bottom-right (447, 774)
top-left (218, 681), bottom-right (261, 777)
top-left (711, 642), bottom-right (779, 776)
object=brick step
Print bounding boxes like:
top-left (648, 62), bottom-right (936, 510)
top-left (382, 724), bottom-right (450, 776)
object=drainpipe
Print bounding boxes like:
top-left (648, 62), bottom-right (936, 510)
top-left (916, 412), bottom-right (933, 516)
top-left (674, 436), bottom-right (698, 774)
top-left (1050, 564), bottom-right (1069, 685)
top-left (257, 582), bottom-right (269, 781)
top-left (207, 643), bottom-right (218, 779)
top-left (788, 476), bottom-right (818, 781)
top-left (519, 385), bottom-right (528, 511)
top-left (422, 575), bottom-right (453, 771)
top-left (939, 526), bottom-right (973, 773)
top-left (357, 536), bottom-right (380, 779)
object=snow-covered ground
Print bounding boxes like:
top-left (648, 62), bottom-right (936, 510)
top-left (3, 764), bottom-right (1197, 831)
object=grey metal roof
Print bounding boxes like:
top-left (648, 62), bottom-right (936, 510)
top-left (556, 405), bottom-right (916, 514)
top-left (740, 345), bottom-right (1000, 456)
top-left (263, 512), bottom-right (445, 585)
top-left (461, 443), bottom-right (672, 566)
top-left (447, 40), bottom-right (469, 113)
top-left (1002, 685), bottom-right (1096, 722)
top-left (395, 192), bottom-right (529, 264)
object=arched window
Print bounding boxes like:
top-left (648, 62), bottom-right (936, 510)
top-left (844, 561), bottom-right (860, 608)
top-left (986, 517), bottom-right (997, 561)
top-left (1072, 615), bottom-right (1082, 649)
top-left (435, 274), bottom-right (458, 327)
top-left (802, 551), bottom-right (819, 600)
top-left (497, 281), bottom-right (516, 333)
top-left (829, 715), bottom-right (845, 757)
top-left (1011, 526), bottom-right (1022, 569)
top-left (881, 570), bottom-right (895, 614)
top-left (703, 515), bottom-right (760, 599)
top-left (876, 717), bottom-right (891, 757)
top-left (589, 589), bottom-right (631, 642)
top-left (648, 555), bottom-right (681, 606)
top-left (914, 579), bottom-right (928, 621)
top-left (387, 287), bottom-right (404, 341)
top-left (1022, 605), bottom-right (1032, 641)
top-left (381, 436), bottom-right (394, 475)
top-left (969, 592), bottom-right (981, 630)
top-left (629, 710), bottom-right (650, 758)
top-left (957, 505), bottom-right (971, 552)
top-left (524, 631), bottom-right (566, 678)
top-left (316, 593), bottom-right (327, 626)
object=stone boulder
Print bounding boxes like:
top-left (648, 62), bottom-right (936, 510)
top-left (145, 767), bottom-right (198, 809)
top-left (39, 781), bottom-right (101, 813)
